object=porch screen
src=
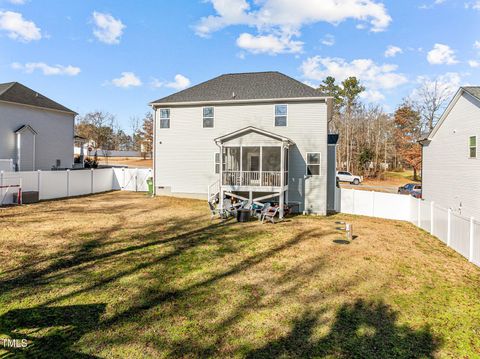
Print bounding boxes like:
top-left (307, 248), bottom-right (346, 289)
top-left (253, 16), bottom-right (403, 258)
top-left (262, 147), bottom-right (281, 171)
top-left (224, 147), bottom-right (240, 171)
top-left (242, 147), bottom-right (260, 171)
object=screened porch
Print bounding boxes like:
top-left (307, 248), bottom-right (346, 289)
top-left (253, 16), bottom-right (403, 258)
top-left (221, 146), bottom-right (288, 188)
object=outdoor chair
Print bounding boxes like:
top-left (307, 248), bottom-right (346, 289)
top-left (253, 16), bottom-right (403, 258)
top-left (208, 201), bottom-right (221, 221)
top-left (261, 206), bottom-right (280, 224)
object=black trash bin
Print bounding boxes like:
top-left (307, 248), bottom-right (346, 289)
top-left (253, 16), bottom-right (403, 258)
top-left (236, 209), bottom-right (251, 222)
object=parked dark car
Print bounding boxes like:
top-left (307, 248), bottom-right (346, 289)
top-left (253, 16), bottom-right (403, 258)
top-left (398, 183), bottom-right (422, 198)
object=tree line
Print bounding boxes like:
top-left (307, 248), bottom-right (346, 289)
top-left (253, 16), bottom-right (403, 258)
top-left (75, 111), bottom-right (153, 158)
top-left (319, 76), bottom-right (452, 180)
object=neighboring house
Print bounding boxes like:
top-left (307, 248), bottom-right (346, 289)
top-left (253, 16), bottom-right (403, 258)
top-left (150, 71), bottom-right (335, 216)
top-left (422, 86), bottom-right (480, 219)
top-left (0, 82), bottom-right (76, 171)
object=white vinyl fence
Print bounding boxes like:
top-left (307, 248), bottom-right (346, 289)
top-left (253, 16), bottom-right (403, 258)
top-left (0, 159), bottom-right (14, 172)
top-left (0, 168), bottom-right (152, 202)
top-left (338, 188), bottom-right (480, 267)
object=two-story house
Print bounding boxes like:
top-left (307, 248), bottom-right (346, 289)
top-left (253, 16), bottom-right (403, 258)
top-left (0, 82), bottom-right (76, 171)
top-left (150, 72), bottom-right (335, 216)
top-left (422, 86), bottom-right (480, 219)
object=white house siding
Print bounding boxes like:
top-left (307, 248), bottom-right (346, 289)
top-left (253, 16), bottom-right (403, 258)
top-left (0, 101), bottom-right (74, 170)
top-left (423, 93), bottom-right (480, 219)
top-left (154, 101), bottom-right (328, 214)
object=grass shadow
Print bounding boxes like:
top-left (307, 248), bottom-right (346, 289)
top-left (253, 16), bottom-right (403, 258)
top-left (0, 304), bottom-right (106, 358)
top-left (246, 299), bottom-right (439, 358)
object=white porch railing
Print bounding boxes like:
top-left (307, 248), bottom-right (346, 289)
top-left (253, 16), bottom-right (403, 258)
top-left (222, 171), bottom-right (283, 187)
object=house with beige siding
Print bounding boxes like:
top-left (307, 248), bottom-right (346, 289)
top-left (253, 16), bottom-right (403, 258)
top-left (422, 86), bottom-right (480, 219)
top-left (0, 82), bottom-right (76, 171)
top-left (150, 72), bottom-right (335, 216)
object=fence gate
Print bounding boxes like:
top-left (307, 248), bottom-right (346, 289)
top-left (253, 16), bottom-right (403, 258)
top-left (121, 168), bottom-right (152, 192)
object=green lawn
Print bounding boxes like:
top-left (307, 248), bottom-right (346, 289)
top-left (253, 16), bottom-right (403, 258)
top-left (0, 192), bottom-right (479, 358)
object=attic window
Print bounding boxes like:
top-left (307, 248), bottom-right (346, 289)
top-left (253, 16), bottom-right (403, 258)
top-left (469, 136), bottom-right (477, 158)
top-left (275, 104), bottom-right (287, 127)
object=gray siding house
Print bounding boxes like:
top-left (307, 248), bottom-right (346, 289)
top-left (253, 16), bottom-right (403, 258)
top-left (422, 87), bottom-right (480, 219)
top-left (150, 72), bottom-right (334, 216)
top-left (0, 82), bottom-right (76, 171)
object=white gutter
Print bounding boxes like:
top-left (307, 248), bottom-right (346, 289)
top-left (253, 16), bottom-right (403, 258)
top-left (150, 96), bottom-right (331, 108)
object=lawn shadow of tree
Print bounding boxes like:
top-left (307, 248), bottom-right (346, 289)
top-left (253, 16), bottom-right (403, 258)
top-left (246, 299), bottom-right (440, 358)
top-left (0, 304), bottom-right (106, 358)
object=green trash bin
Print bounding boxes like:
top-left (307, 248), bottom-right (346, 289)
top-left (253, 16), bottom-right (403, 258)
top-left (146, 177), bottom-right (154, 197)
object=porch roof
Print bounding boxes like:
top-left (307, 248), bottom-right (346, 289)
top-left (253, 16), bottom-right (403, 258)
top-left (214, 126), bottom-right (294, 146)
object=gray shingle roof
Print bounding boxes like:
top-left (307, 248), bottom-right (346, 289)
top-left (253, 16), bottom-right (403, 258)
top-left (0, 82), bottom-right (76, 114)
top-left (463, 86), bottom-right (480, 100)
top-left (151, 71), bottom-right (325, 104)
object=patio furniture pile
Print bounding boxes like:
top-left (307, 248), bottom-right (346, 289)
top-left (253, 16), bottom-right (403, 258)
top-left (209, 197), bottom-right (290, 224)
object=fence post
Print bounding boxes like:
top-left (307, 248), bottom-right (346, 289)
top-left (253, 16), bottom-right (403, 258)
top-left (430, 201), bottom-right (434, 234)
top-left (447, 208), bottom-right (452, 247)
top-left (66, 169), bottom-right (70, 197)
top-left (0, 170), bottom-right (3, 189)
top-left (469, 217), bottom-right (475, 262)
top-left (90, 169), bottom-right (94, 194)
top-left (37, 170), bottom-right (41, 192)
top-left (417, 199), bottom-right (421, 227)
top-left (122, 168), bottom-right (126, 190)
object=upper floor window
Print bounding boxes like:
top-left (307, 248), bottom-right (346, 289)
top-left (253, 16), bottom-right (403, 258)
top-left (160, 109), bottom-right (170, 129)
top-left (470, 136), bottom-right (477, 158)
top-left (306, 152), bottom-right (321, 176)
top-left (275, 104), bottom-right (287, 127)
top-left (203, 107), bottom-right (214, 128)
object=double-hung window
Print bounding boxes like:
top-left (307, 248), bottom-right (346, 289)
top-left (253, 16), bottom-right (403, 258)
top-left (306, 152), bottom-right (321, 176)
top-left (203, 107), bottom-right (214, 128)
top-left (470, 136), bottom-right (477, 158)
top-left (160, 109), bottom-right (170, 129)
top-left (275, 104), bottom-right (287, 127)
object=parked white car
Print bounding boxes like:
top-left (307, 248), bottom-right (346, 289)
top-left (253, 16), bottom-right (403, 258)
top-left (336, 171), bottom-right (363, 185)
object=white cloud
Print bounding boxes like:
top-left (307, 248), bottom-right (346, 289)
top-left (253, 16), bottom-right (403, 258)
top-left (361, 89), bottom-right (385, 101)
top-left (384, 45), bottom-right (402, 58)
top-left (412, 72), bottom-right (462, 98)
top-left (301, 56), bottom-right (408, 89)
top-left (427, 43), bottom-right (458, 65)
top-left (195, 0), bottom-right (391, 54)
top-left (150, 78), bottom-right (164, 88)
top-left (111, 72), bottom-right (142, 88)
top-left (474, 40), bottom-right (480, 49)
top-left (465, 1), bottom-right (480, 10)
top-left (92, 11), bottom-right (125, 44)
top-left (8, 0), bottom-right (26, 4)
top-left (236, 32), bottom-right (303, 54)
top-left (165, 74), bottom-right (191, 90)
top-left (321, 34), bottom-right (335, 46)
top-left (300, 56), bottom-right (408, 101)
top-left (11, 62), bottom-right (80, 76)
top-left (0, 11), bottom-right (41, 41)
top-left (468, 60), bottom-right (480, 68)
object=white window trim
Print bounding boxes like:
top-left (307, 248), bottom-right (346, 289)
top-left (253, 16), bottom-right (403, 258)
top-left (274, 104), bottom-right (288, 127)
top-left (469, 135), bottom-right (477, 159)
top-left (159, 108), bottom-right (171, 129)
top-left (203, 106), bottom-right (215, 128)
top-left (306, 151), bottom-right (321, 176)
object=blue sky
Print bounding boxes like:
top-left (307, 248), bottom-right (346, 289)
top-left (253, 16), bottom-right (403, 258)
top-left (1, 0), bottom-right (479, 131)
